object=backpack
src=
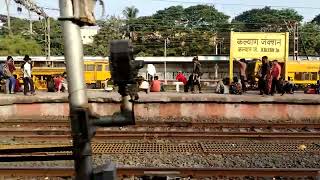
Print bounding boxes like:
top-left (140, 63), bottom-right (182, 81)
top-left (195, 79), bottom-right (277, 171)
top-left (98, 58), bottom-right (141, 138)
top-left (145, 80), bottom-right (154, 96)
top-left (2, 64), bottom-right (12, 78)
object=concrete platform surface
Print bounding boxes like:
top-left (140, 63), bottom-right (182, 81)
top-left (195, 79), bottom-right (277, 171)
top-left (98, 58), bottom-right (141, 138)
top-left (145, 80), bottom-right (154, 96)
top-left (0, 91), bottom-right (320, 123)
top-left (0, 90), bottom-right (319, 105)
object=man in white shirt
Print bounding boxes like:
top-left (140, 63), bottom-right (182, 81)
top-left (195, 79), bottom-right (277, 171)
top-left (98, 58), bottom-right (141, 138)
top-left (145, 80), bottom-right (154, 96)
top-left (147, 64), bottom-right (156, 82)
top-left (23, 55), bottom-right (35, 96)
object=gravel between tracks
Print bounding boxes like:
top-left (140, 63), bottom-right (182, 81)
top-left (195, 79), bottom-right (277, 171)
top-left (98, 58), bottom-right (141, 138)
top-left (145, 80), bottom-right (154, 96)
top-left (0, 153), bottom-right (320, 169)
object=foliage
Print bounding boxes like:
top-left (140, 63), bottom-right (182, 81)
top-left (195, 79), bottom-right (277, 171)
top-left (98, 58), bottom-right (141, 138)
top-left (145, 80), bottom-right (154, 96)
top-left (0, 35), bottom-right (42, 56)
top-left (312, 14), bottom-right (320, 24)
top-left (232, 7), bottom-right (303, 32)
top-left (123, 6), bottom-right (139, 19)
top-left (130, 5), bottom-right (229, 56)
top-left (133, 5), bottom-right (229, 32)
top-left (2, 5), bottom-right (320, 56)
top-left (83, 17), bottom-right (125, 56)
top-left (0, 17), bottom-right (64, 56)
top-left (299, 23), bottom-right (320, 55)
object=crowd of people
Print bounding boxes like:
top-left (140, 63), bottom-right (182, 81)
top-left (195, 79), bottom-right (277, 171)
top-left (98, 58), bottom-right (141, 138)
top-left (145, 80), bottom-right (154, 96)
top-left (0, 55), bottom-right (36, 96)
top-left (214, 56), bottom-right (300, 96)
top-left (137, 57), bottom-right (203, 93)
top-left (137, 55), bottom-right (305, 95)
top-left (173, 55), bottom-right (308, 96)
top-left (1, 55), bottom-right (319, 96)
top-left (256, 56), bottom-right (296, 96)
top-left (0, 55), bottom-right (68, 95)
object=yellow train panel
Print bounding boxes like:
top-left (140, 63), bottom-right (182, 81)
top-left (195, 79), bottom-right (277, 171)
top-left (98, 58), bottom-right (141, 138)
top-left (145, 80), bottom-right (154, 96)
top-left (13, 59), bottom-right (111, 90)
top-left (250, 60), bottom-right (320, 86)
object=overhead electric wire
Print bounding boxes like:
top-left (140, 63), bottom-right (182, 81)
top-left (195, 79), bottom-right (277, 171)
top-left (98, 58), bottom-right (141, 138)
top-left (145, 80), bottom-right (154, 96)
top-left (148, 0), bottom-right (320, 10)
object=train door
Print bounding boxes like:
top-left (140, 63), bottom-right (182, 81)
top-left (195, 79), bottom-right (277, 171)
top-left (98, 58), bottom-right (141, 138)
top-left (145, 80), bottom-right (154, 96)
top-left (94, 63), bottom-right (104, 88)
top-left (84, 63), bottom-right (95, 87)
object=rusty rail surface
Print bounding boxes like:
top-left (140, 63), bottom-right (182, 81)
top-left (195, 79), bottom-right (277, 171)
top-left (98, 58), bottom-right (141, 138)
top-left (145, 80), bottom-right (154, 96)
top-left (1, 128), bottom-right (320, 140)
top-left (2, 120), bottom-right (320, 128)
top-left (0, 167), bottom-right (319, 177)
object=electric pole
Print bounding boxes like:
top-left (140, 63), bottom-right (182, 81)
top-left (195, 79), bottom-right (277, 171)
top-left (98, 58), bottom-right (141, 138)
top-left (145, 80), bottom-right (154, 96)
top-left (284, 20), bottom-right (299, 60)
top-left (164, 38), bottom-right (168, 84)
top-left (46, 17), bottom-right (51, 59)
top-left (293, 22), bottom-right (299, 60)
top-left (28, 7), bottom-right (33, 34)
top-left (5, 0), bottom-right (12, 35)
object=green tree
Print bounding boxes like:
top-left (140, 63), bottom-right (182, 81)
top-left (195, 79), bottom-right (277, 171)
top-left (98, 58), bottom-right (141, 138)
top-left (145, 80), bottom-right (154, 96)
top-left (122, 6), bottom-right (139, 19)
top-left (0, 35), bottom-right (42, 56)
top-left (0, 17), bottom-right (64, 56)
top-left (232, 7), bottom-right (303, 32)
top-left (84, 17), bottom-right (124, 56)
top-left (299, 23), bottom-right (320, 55)
top-left (183, 5), bottom-right (229, 31)
top-left (123, 6), bottom-right (139, 38)
top-left (312, 14), bottom-right (320, 24)
top-left (131, 5), bottom-right (229, 56)
top-left (134, 5), bottom-right (229, 31)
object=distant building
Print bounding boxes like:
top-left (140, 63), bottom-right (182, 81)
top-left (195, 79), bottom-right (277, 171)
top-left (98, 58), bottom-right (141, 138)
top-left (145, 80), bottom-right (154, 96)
top-left (80, 26), bottom-right (99, 44)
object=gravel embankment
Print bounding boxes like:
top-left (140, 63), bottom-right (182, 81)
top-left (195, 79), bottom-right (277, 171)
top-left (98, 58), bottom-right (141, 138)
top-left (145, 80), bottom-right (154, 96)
top-left (0, 152), bottom-right (319, 169)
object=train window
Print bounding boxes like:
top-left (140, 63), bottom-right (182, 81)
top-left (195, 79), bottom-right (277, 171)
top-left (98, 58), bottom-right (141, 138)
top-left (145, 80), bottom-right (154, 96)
top-left (54, 62), bottom-right (66, 67)
top-left (304, 73), bottom-right (310, 80)
top-left (295, 72), bottom-right (318, 81)
top-left (311, 72), bottom-right (317, 80)
top-left (96, 65), bottom-right (102, 71)
top-left (294, 72), bottom-right (302, 80)
top-left (87, 65), bottom-right (94, 71)
top-left (105, 65), bottom-right (109, 71)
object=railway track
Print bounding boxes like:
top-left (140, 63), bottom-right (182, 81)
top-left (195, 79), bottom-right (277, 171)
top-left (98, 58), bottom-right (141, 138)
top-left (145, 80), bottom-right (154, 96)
top-left (1, 141), bottom-right (320, 154)
top-left (0, 167), bottom-right (319, 178)
top-left (1, 126), bottom-right (320, 141)
top-left (2, 119), bottom-right (320, 129)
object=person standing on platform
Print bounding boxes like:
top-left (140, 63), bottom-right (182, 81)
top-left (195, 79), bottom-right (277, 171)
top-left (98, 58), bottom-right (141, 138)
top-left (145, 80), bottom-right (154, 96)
top-left (238, 58), bottom-right (247, 93)
top-left (147, 64), bottom-right (156, 82)
top-left (258, 56), bottom-right (270, 95)
top-left (22, 55), bottom-right (36, 96)
top-left (266, 61), bottom-right (273, 95)
top-left (3, 56), bottom-right (16, 94)
top-left (191, 56), bottom-right (202, 93)
top-left (270, 60), bottom-right (282, 96)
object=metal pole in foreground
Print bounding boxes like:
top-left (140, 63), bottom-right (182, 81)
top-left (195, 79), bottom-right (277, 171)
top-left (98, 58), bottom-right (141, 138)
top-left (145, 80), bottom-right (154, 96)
top-left (5, 0), bottom-right (11, 35)
top-left (47, 17), bottom-right (51, 60)
top-left (164, 38), bottom-right (167, 84)
top-left (59, 0), bottom-right (93, 179)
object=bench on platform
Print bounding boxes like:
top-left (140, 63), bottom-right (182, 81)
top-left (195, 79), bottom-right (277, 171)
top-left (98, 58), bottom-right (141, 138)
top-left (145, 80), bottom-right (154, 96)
top-left (162, 80), bottom-right (219, 92)
top-left (172, 82), bottom-right (184, 92)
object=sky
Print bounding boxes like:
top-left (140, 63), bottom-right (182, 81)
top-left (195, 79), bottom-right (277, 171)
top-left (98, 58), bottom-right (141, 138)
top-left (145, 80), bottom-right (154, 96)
top-left (0, 0), bottom-right (319, 22)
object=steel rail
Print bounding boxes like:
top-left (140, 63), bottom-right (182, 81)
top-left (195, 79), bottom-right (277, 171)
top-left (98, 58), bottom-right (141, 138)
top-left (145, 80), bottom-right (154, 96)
top-left (2, 129), bottom-right (320, 140)
top-left (0, 167), bottom-right (319, 177)
top-left (2, 120), bottom-right (320, 128)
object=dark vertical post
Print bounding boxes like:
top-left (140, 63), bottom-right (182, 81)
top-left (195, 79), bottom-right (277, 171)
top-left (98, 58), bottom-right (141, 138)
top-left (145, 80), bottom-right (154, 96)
top-left (59, 0), bottom-right (93, 179)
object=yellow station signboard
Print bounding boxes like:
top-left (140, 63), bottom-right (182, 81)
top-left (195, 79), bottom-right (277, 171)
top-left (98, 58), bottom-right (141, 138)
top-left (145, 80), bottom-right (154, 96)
top-left (229, 32), bottom-right (289, 80)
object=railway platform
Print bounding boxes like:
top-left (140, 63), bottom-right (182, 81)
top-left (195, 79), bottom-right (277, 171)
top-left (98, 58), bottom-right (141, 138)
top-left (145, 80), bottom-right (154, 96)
top-left (1, 91), bottom-right (320, 178)
top-left (0, 90), bottom-right (319, 123)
